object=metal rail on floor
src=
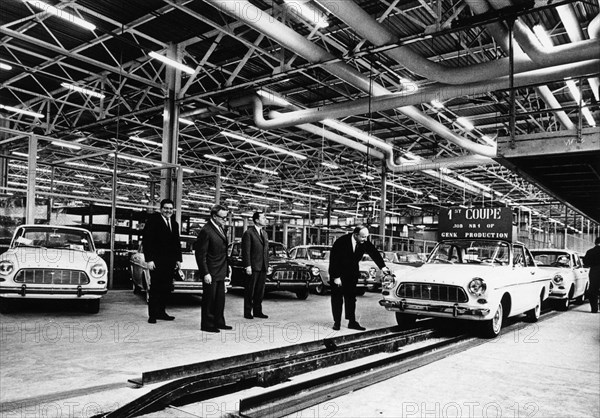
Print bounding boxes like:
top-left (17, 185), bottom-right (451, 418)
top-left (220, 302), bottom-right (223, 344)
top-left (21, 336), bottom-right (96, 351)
top-left (100, 326), bottom-right (437, 418)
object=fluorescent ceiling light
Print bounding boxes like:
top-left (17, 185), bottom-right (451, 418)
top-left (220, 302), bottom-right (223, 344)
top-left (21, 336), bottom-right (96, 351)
top-left (239, 191), bottom-right (284, 203)
top-left (0, 104), bottom-right (44, 118)
top-left (8, 163), bottom-right (51, 173)
top-left (223, 131), bottom-right (307, 160)
top-left (190, 192), bottom-right (214, 200)
top-left (22, 0), bottom-right (96, 30)
top-left (429, 194), bottom-right (439, 201)
top-left (581, 106), bottom-right (596, 127)
top-left (179, 118), bottom-right (194, 125)
top-left (204, 154), bottom-right (227, 162)
top-left (334, 199), bottom-right (345, 204)
top-left (75, 174), bottom-right (96, 180)
top-left (349, 191), bottom-right (362, 196)
top-left (130, 136), bottom-right (161, 146)
top-left (117, 181), bottom-right (148, 188)
top-left (12, 151), bottom-right (34, 158)
top-left (51, 141), bottom-right (81, 150)
top-left (333, 209), bottom-right (357, 216)
top-left (72, 190), bottom-right (89, 195)
top-left (182, 168), bottom-right (195, 173)
top-left (566, 79), bottom-right (581, 103)
top-left (281, 188), bottom-right (326, 201)
top-left (66, 161), bottom-right (112, 173)
top-left (315, 181), bottom-right (341, 191)
top-left (292, 209), bottom-right (310, 214)
top-left (0, 63), bottom-right (12, 71)
top-left (182, 198), bottom-right (213, 206)
top-left (61, 83), bottom-right (105, 99)
top-left (360, 173), bottom-right (375, 180)
top-left (148, 51), bottom-right (194, 75)
top-left (283, 0), bottom-right (329, 28)
top-left (117, 196), bottom-right (129, 201)
top-left (254, 183), bottom-right (269, 189)
top-left (248, 202), bottom-right (269, 207)
top-left (100, 187), bottom-right (112, 191)
top-left (455, 174), bottom-right (492, 192)
top-left (225, 198), bottom-right (238, 203)
top-left (244, 164), bottom-right (278, 176)
top-left (431, 99), bottom-right (444, 109)
top-left (368, 195), bottom-right (381, 201)
top-left (256, 90), bottom-right (291, 107)
top-left (407, 204), bottom-right (422, 210)
top-left (388, 182), bottom-right (423, 195)
top-left (109, 153), bottom-right (162, 167)
top-left (455, 117), bottom-right (474, 131)
top-left (321, 161), bottom-right (339, 169)
top-left (293, 202), bottom-right (305, 206)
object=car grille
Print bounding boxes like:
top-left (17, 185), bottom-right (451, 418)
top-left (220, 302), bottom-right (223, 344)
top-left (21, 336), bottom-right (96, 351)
top-left (273, 269), bottom-right (311, 281)
top-left (396, 282), bottom-right (468, 303)
top-left (180, 270), bottom-right (201, 282)
top-left (14, 269), bottom-right (90, 285)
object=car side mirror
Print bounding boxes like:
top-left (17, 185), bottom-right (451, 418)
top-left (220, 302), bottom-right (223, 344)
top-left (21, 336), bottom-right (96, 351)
top-left (97, 249), bottom-right (106, 255)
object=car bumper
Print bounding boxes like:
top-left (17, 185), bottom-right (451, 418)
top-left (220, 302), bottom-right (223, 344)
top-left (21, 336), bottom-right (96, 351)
top-left (549, 291), bottom-right (568, 299)
top-left (379, 298), bottom-right (491, 320)
top-left (0, 285), bottom-right (107, 298)
top-left (265, 281), bottom-right (320, 291)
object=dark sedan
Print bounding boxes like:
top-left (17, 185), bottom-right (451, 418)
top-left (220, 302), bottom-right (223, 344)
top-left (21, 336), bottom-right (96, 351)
top-left (228, 241), bottom-right (321, 299)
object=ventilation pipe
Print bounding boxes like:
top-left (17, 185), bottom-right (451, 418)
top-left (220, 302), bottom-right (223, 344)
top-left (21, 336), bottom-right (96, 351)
top-left (320, 1), bottom-right (600, 86)
top-left (204, 0), bottom-right (498, 162)
top-left (254, 60), bottom-right (598, 129)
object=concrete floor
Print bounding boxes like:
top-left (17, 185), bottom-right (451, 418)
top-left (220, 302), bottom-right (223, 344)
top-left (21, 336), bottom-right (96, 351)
top-left (0, 289), bottom-right (598, 417)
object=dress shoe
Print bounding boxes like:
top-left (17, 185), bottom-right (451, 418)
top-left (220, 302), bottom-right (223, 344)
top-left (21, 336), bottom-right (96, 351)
top-left (148, 318), bottom-right (157, 324)
top-left (157, 314), bottom-right (175, 321)
top-left (348, 321), bottom-right (366, 331)
top-left (254, 313), bottom-right (268, 319)
top-left (218, 325), bottom-right (233, 330)
top-left (201, 326), bottom-right (220, 333)
top-left (244, 314), bottom-right (254, 319)
top-left (332, 322), bottom-right (340, 331)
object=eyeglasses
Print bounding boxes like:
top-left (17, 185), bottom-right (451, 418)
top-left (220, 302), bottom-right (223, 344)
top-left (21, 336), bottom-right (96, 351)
top-left (214, 213), bottom-right (228, 220)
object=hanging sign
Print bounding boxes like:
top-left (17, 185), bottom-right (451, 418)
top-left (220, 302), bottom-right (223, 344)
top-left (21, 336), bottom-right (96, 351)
top-left (438, 207), bottom-right (513, 240)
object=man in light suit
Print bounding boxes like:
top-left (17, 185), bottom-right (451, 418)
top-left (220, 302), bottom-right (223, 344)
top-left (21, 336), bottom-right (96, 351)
top-left (242, 211), bottom-right (270, 319)
top-left (195, 204), bottom-right (232, 333)
top-left (329, 224), bottom-right (390, 331)
top-left (142, 198), bottom-right (182, 324)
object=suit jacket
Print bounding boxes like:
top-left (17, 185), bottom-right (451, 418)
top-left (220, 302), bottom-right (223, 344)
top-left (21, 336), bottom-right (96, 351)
top-left (584, 245), bottom-right (600, 272)
top-left (195, 220), bottom-right (229, 281)
top-left (329, 233), bottom-right (386, 282)
top-left (142, 212), bottom-right (182, 266)
top-left (242, 226), bottom-right (269, 271)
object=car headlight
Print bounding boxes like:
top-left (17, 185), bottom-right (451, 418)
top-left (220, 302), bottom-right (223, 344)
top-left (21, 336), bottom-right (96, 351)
top-left (0, 260), bottom-right (14, 276)
top-left (90, 263), bottom-right (107, 278)
top-left (368, 267), bottom-right (377, 277)
top-left (310, 266), bottom-right (320, 276)
top-left (382, 273), bottom-right (396, 289)
top-left (552, 274), bottom-right (563, 285)
top-left (468, 278), bottom-right (487, 296)
top-left (267, 266), bottom-right (273, 275)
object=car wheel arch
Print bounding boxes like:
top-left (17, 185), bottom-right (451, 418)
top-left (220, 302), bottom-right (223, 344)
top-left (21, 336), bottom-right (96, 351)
top-left (500, 293), bottom-right (511, 318)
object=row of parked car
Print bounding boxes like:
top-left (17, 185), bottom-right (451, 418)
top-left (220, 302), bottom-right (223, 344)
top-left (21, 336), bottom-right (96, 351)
top-left (0, 225), bottom-right (592, 340)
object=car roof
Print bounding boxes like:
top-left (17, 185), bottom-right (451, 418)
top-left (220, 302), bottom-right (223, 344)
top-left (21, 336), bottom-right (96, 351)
top-left (531, 248), bottom-right (575, 253)
top-left (15, 224), bottom-right (92, 234)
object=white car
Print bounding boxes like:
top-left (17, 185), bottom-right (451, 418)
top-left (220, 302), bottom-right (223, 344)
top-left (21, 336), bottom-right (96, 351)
top-left (129, 235), bottom-right (230, 301)
top-left (380, 239), bottom-right (551, 337)
top-left (530, 249), bottom-right (589, 311)
top-left (0, 224), bottom-right (108, 313)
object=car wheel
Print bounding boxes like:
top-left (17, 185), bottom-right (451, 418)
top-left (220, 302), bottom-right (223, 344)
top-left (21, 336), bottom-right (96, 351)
top-left (395, 312), bottom-right (417, 330)
top-left (575, 283), bottom-right (588, 304)
top-left (295, 289), bottom-right (309, 300)
top-left (526, 297), bottom-right (541, 322)
top-left (482, 302), bottom-right (503, 338)
top-left (0, 298), bottom-right (14, 314)
top-left (315, 283), bottom-right (327, 295)
top-left (356, 288), bottom-right (366, 296)
top-left (84, 299), bottom-right (100, 314)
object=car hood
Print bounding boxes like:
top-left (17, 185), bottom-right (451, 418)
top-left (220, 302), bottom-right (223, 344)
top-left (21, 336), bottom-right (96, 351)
top-left (270, 258), bottom-right (306, 269)
top-left (4, 247), bottom-right (106, 269)
top-left (390, 263), bottom-right (501, 287)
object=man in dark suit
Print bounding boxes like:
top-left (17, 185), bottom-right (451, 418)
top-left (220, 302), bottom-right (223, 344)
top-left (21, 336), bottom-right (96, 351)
top-left (329, 224), bottom-right (390, 331)
top-left (142, 198), bottom-right (182, 324)
top-left (583, 236), bottom-right (600, 313)
top-left (242, 211), bottom-right (270, 319)
top-left (195, 204), bottom-right (232, 333)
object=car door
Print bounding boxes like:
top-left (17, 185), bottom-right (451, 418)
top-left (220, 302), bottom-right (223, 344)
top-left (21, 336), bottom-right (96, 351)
top-left (572, 253), bottom-right (588, 296)
top-left (509, 245), bottom-right (540, 315)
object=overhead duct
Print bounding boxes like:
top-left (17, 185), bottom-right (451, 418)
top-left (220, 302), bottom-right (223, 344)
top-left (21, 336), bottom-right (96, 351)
top-left (386, 154), bottom-right (494, 173)
top-left (319, 1), bottom-right (600, 85)
top-left (253, 60), bottom-right (598, 129)
top-left (203, 0), bottom-right (497, 160)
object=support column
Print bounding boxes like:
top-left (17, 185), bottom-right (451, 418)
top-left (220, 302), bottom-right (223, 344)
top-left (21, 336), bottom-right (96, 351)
top-left (379, 164), bottom-right (387, 245)
top-left (26, 134), bottom-right (37, 224)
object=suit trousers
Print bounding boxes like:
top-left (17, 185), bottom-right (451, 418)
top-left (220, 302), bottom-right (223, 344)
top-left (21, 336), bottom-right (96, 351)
top-left (148, 264), bottom-right (174, 319)
top-left (589, 268), bottom-right (600, 313)
top-left (202, 280), bottom-right (226, 328)
top-left (330, 278), bottom-right (358, 323)
top-left (244, 270), bottom-right (266, 316)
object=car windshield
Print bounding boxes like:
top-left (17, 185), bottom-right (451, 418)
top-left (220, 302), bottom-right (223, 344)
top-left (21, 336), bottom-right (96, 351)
top-left (11, 227), bottom-right (93, 252)
top-left (308, 248), bottom-right (330, 260)
top-left (531, 252), bottom-right (570, 268)
top-left (429, 240), bottom-right (509, 265)
top-left (269, 243), bottom-right (289, 258)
